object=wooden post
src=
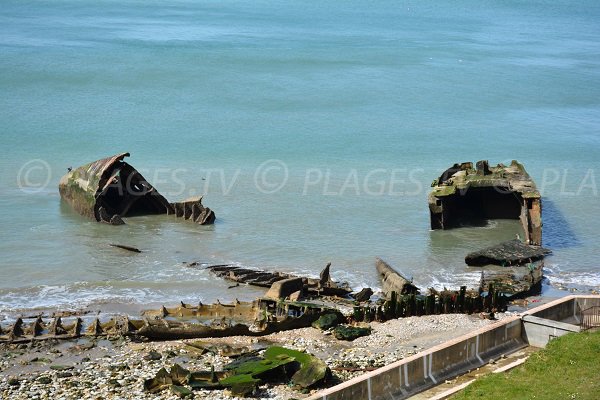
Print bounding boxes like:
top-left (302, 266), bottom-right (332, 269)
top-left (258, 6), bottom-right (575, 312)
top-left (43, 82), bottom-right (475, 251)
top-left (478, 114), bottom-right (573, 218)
top-left (459, 286), bottom-right (466, 313)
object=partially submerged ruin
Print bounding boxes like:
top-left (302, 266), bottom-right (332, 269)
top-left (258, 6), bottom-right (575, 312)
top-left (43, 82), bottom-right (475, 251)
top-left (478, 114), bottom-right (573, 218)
top-left (428, 160), bottom-right (550, 301)
top-left (203, 263), bottom-right (353, 298)
top-left (16, 158), bottom-right (548, 347)
top-left (375, 258), bottom-right (419, 297)
top-left (0, 255), bottom-right (546, 345)
top-left (59, 152), bottom-right (215, 225)
top-left (429, 160), bottom-right (542, 245)
top-left (0, 298), bottom-right (337, 344)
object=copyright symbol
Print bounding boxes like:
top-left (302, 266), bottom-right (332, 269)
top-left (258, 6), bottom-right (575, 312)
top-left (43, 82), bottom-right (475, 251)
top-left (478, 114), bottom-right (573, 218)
top-left (17, 159), bottom-right (52, 193)
top-left (254, 159), bottom-right (288, 194)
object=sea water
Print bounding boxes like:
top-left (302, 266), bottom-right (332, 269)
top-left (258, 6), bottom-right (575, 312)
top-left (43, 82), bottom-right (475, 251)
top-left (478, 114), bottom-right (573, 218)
top-left (1, 0), bottom-right (599, 315)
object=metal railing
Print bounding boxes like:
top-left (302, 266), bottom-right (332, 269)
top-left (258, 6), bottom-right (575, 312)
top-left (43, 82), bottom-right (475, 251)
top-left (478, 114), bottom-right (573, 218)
top-left (580, 306), bottom-right (600, 331)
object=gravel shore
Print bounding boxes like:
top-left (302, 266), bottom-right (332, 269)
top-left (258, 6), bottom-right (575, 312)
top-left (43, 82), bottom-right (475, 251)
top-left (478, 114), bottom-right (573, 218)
top-left (0, 313), bottom-right (511, 400)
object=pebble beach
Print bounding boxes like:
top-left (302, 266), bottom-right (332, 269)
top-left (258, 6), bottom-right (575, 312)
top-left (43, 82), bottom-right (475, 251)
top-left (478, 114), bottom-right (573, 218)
top-left (0, 313), bottom-right (510, 400)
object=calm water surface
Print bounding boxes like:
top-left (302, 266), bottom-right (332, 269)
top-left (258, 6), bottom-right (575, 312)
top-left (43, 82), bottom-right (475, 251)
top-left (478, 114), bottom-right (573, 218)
top-left (1, 0), bottom-right (599, 315)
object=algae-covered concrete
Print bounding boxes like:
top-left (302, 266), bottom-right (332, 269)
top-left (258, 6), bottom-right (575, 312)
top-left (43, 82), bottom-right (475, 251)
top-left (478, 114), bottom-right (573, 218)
top-left (429, 160), bottom-right (542, 245)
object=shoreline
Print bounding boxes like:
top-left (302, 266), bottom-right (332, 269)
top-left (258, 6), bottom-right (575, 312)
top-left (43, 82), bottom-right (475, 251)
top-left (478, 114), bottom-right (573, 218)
top-left (0, 313), bottom-right (515, 400)
top-left (1, 278), bottom-right (596, 321)
top-left (0, 280), bottom-right (596, 399)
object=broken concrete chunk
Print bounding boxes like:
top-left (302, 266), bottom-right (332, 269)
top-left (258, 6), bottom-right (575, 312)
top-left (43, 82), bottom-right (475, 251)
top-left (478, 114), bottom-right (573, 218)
top-left (465, 239), bottom-right (551, 266)
top-left (170, 364), bottom-right (191, 386)
top-left (144, 364), bottom-right (190, 393)
top-left (352, 287), bottom-right (373, 302)
top-left (311, 312), bottom-right (345, 331)
top-left (333, 324), bottom-right (372, 341)
top-left (143, 350), bottom-right (162, 361)
top-left (265, 277), bottom-right (304, 300)
top-left (59, 153), bottom-right (215, 225)
top-left (263, 346), bottom-right (331, 389)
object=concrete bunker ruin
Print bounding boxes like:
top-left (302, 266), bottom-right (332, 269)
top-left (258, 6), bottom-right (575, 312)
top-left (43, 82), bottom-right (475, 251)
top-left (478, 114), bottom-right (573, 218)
top-left (428, 160), bottom-right (542, 245)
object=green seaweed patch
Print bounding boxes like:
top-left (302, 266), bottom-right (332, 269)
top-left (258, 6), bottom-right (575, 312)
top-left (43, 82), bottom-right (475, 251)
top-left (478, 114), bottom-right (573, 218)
top-left (333, 324), bottom-right (372, 341)
top-left (264, 346), bottom-right (331, 388)
top-left (170, 384), bottom-right (193, 398)
top-left (219, 373), bottom-right (261, 386)
top-left (231, 356), bottom-right (294, 376)
top-left (312, 312), bottom-right (344, 331)
top-left (220, 374), bottom-right (261, 397)
top-left (432, 185), bottom-right (456, 197)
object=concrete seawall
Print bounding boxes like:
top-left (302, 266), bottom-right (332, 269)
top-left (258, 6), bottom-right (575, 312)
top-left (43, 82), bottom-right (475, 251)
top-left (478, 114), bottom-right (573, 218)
top-left (307, 295), bottom-right (600, 400)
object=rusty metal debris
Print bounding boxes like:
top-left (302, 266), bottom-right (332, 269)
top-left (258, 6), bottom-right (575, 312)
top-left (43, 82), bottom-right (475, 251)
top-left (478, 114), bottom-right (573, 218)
top-left (109, 243), bottom-right (141, 253)
top-left (429, 160), bottom-right (542, 245)
top-left (0, 298), bottom-right (337, 344)
top-left (144, 347), bottom-right (330, 397)
top-left (59, 152), bottom-right (215, 225)
top-left (205, 263), bottom-right (353, 297)
top-left (0, 253), bottom-right (546, 345)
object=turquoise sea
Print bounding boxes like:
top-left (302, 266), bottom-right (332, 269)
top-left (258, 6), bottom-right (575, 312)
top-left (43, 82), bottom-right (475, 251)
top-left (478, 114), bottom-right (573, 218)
top-left (1, 0), bottom-right (599, 315)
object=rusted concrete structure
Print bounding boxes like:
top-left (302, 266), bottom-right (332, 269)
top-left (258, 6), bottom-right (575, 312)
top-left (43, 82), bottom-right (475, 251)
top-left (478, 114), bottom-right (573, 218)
top-left (429, 160), bottom-right (542, 245)
top-left (59, 152), bottom-right (215, 225)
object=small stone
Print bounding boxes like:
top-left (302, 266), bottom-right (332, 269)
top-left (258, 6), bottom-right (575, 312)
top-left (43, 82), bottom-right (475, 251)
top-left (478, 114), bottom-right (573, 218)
top-left (50, 365), bottom-right (74, 371)
top-left (8, 377), bottom-right (19, 386)
top-left (108, 379), bottom-right (121, 387)
top-left (166, 350), bottom-right (177, 358)
top-left (38, 376), bottom-right (52, 384)
top-left (143, 351), bottom-right (162, 361)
